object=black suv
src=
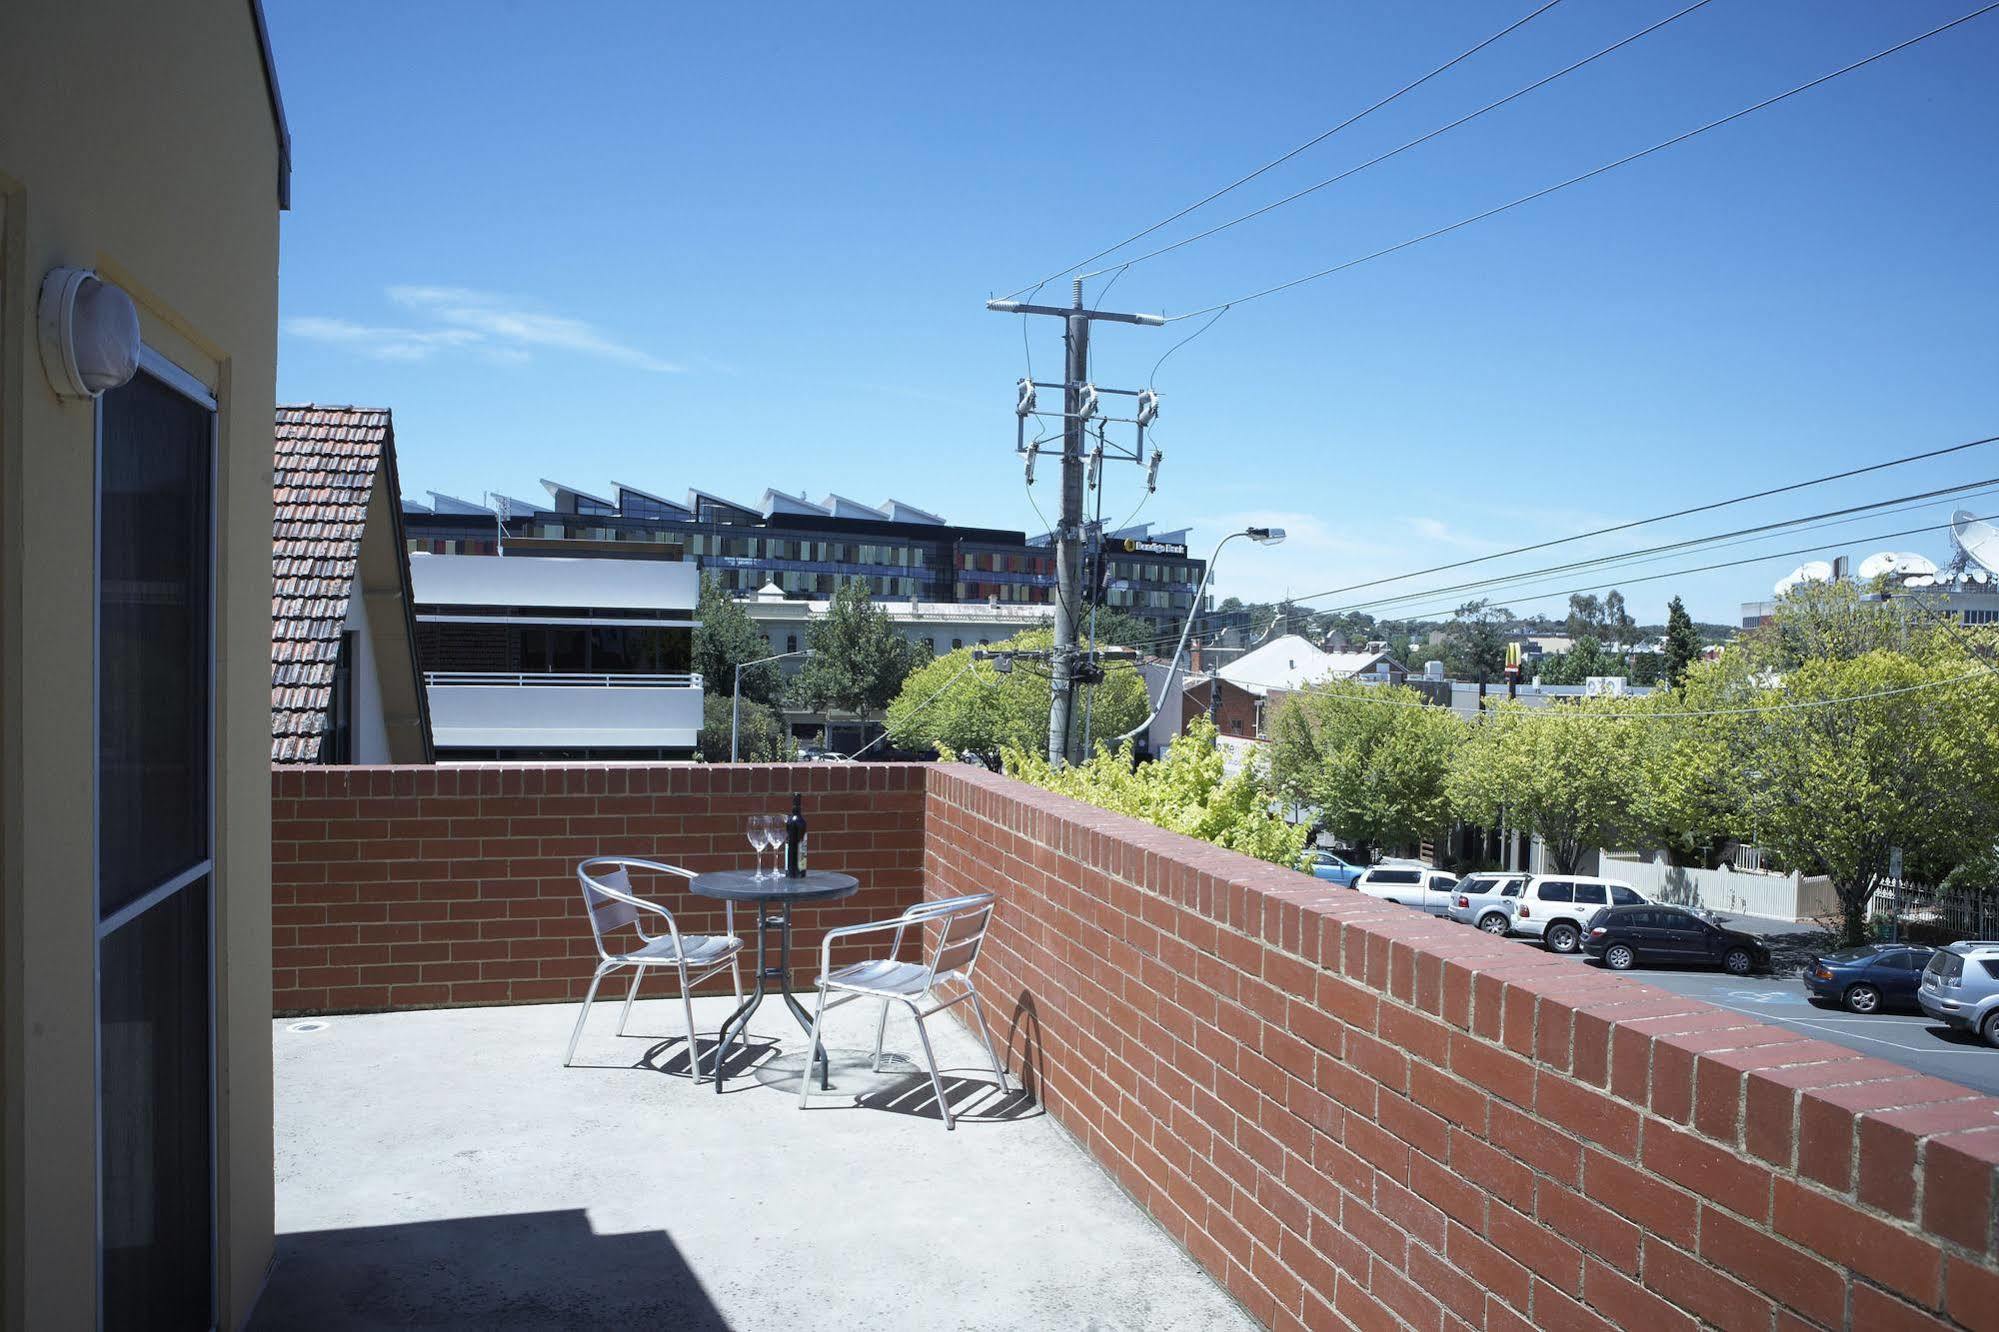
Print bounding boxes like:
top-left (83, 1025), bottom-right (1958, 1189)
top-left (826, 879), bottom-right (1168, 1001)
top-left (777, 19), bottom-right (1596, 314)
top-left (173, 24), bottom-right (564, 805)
top-left (1580, 904), bottom-right (1771, 975)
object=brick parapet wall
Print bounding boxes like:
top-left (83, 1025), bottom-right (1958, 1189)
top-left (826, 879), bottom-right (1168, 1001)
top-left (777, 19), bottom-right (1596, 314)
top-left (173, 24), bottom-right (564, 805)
top-left (271, 762), bottom-right (924, 1014)
top-left (924, 763), bottom-right (1999, 1332)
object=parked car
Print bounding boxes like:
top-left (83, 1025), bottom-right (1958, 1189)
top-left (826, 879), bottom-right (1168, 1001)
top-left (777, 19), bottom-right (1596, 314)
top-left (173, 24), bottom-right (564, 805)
top-left (1511, 876), bottom-right (1648, 954)
top-left (1355, 866), bottom-right (1459, 916)
top-left (1919, 941), bottom-right (1999, 1046)
top-left (1446, 873), bottom-right (1529, 935)
top-left (1804, 944), bottom-right (1935, 1013)
top-left (1299, 849), bottom-right (1368, 887)
top-left (1581, 905), bottom-right (1772, 975)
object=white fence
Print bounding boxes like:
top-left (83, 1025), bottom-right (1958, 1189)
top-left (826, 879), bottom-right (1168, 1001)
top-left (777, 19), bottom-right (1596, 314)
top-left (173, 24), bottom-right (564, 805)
top-left (1599, 851), bottom-right (1840, 924)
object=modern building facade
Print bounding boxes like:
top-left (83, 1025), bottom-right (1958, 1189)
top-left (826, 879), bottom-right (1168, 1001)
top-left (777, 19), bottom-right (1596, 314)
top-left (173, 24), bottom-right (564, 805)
top-left (272, 406), bottom-right (433, 765)
top-left (409, 553), bottom-right (702, 759)
top-left (404, 479), bottom-right (1205, 637)
top-left (1, 4), bottom-right (289, 1326)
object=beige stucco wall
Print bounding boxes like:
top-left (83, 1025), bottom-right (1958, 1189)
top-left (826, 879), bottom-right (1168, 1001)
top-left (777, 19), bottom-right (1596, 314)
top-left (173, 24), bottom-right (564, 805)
top-left (0, 2), bottom-right (282, 1327)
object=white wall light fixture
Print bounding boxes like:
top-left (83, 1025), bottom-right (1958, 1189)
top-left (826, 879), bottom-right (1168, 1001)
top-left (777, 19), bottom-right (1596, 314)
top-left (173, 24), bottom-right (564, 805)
top-left (37, 266), bottom-right (141, 401)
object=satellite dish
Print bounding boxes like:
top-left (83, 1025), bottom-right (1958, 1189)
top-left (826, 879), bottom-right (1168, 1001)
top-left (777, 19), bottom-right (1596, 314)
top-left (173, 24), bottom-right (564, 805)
top-left (1952, 510), bottom-right (1999, 578)
top-left (1773, 561), bottom-right (1835, 598)
top-left (1858, 550), bottom-right (1938, 580)
top-left (1906, 575), bottom-right (1935, 588)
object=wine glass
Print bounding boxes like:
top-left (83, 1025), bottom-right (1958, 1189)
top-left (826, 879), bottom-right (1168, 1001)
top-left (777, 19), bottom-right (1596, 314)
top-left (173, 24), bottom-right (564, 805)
top-left (747, 815), bottom-right (768, 880)
top-left (756, 813), bottom-right (781, 880)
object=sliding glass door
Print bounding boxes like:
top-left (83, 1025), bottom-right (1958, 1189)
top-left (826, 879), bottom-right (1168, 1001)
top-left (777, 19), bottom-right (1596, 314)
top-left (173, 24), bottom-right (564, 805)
top-left (96, 365), bottom-right (215, 1328)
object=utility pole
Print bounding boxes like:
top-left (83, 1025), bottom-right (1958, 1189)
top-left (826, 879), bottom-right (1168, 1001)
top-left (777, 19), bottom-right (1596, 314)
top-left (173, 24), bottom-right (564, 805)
top-left (988, 280), bottom-right (1163, 764)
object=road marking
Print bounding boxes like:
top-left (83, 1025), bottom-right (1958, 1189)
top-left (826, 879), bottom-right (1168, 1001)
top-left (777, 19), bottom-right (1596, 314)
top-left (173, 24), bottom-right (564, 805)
top-left (1706, 1000), bottom-right (1991, 1056)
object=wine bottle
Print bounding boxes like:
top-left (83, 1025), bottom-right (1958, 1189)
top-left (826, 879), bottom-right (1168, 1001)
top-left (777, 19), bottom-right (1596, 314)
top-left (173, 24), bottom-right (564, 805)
top-left (784, 794), bottom-right (808, 877)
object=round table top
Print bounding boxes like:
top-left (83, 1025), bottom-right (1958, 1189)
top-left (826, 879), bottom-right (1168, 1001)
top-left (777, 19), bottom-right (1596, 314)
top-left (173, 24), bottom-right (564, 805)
top-left (689, 868), bottom-right (859, 903)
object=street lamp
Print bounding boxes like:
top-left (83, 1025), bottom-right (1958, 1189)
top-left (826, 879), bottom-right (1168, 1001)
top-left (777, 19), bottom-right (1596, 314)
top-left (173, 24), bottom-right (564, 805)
top-left (1112, 526), bottom-right (1285, 747)
top-left (731, 649), bottom-right (811, 762)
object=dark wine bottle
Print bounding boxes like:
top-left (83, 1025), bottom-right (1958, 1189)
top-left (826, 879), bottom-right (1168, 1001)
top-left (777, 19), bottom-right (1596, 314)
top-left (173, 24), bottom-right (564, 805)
top-left (783, 794), bottom-right (807, 877)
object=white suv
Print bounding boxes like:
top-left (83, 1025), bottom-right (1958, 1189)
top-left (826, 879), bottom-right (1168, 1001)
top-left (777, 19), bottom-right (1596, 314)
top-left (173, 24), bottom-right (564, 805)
top-left (1355, 866), bottom-right (1459, 916)
top-left (1513, 875), bottom-right (1648, 953)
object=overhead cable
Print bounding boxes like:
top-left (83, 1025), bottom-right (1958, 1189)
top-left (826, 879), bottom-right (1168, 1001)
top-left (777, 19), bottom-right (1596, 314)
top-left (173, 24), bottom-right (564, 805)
top-left (1163, 4), bottom-right (1999, 321)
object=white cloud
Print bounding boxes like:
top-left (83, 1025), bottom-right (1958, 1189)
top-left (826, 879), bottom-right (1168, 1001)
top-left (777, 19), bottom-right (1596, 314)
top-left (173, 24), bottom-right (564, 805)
top-left (388, 285), bottom-right (683, 373)
top-left (284, 316), bottom-right (481, 362)
top-left (286, 287), bottom-right (683, 373)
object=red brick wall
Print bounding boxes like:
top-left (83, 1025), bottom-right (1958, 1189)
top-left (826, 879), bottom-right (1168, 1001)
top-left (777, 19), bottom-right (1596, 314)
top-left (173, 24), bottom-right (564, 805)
top-left (925, 764), bottom-right (1999, 1332)
top-left (271, 762), bottom-right (924, 1014)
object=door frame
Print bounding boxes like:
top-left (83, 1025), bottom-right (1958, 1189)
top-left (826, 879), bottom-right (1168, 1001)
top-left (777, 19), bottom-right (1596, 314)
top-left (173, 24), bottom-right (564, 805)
top-left (91, 344), bottom-right (220, 1327)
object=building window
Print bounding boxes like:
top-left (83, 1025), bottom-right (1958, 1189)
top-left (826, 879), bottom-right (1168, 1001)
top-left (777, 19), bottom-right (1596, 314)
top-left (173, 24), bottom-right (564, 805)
top-left (323, 631), bottom-right (355, 763)
top-left (952, 638), bottom-right (963, 650)
top-left (787, 634), bottom-right (799, 654)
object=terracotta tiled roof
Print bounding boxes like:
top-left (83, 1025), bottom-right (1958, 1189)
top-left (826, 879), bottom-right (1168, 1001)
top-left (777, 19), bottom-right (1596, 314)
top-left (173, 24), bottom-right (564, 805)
top-left (272, 405), bottom-right (393, 762)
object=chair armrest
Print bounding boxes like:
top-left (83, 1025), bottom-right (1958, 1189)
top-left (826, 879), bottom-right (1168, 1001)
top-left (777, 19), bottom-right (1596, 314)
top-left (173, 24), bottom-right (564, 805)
top-left (818, 915), bottom-right (917, 978)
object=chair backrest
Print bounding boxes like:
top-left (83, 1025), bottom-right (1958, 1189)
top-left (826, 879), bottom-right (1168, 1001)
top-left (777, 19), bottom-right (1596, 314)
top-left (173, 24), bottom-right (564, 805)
top-left (912, 891), bottom-right (996, 990)
top-left (576, 860), bottom-right (641, 954)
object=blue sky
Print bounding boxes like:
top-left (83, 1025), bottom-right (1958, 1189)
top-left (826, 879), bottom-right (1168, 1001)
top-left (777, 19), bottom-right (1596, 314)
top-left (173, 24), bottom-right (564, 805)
top-left (267, 0), bottom-right (1998, 626)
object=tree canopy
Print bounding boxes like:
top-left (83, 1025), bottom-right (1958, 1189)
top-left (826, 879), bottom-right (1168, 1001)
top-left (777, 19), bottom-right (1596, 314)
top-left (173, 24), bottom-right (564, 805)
top-left (1265, 680), bottom-right (1461, 860)
top-left (1448, 695), bottom-right (1646, 874)
top-left (789, 578), bottom-right (926, 715)
top-left (1441, 599), bottom-right (1510, 682)
top-left (692, 574), bottom-right (781, 705)
top-left (696, 693), bottom-right (793, 763)
top-left (885, 628), bottom-right (1148, 764)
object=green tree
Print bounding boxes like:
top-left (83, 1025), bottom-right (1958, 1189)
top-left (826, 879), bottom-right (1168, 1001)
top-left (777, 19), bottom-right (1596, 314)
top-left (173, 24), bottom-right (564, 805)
top-left (1086, 607), bottom-right (1152, 648)
top-left (1448, 697), bottom-right (1647, 873)
top-left (1264, 680), bottom-right (1462, 861)
top-left (696, 693), bottom-right (794, 763)
top-left (1442, 600), bottom-right (1511, 682)
top-left (1003, 717), bottom-right (1307, 865)
top-left (1603, 590), bottom-right (1636, 648)
top-left (1630, 660), bottom-right (1753, 867)
top-left (1565, 593), bottom-right (1603, 641)
top-left (1662, 595), bottom-right (1703, 686)
top-left (1734, 649), bottom-right (1999, 944)
top-left (692, 574), bottom-right (781, 705)
top-left (1743, 579), bottom-right (1922, 672)
top-left (790, 578), bottom-right (925, 716)
top-left (1536, 636), bottom-right (1622, 686)
top-left (1627, 652), bottom-right (1665, 687)
top-left (885, 628), bottom-right (1147, 765)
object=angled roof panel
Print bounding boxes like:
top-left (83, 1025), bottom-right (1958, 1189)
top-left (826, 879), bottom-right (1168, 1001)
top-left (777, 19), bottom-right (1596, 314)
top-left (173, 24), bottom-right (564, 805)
top-left (540, 477), bottom-right (617, 511)
top-left (426, 490), bottom-right (495, 516)
top-left (821, 493), bottom-right (889, 521)
top-left (763, 488), bottom-right (831, 517)
top-left (686, 488), bottom-right (759, 522)
top-left (882, 498), bottom-right (945, 525)
top-left (612, 481), bottom-right (693, 517)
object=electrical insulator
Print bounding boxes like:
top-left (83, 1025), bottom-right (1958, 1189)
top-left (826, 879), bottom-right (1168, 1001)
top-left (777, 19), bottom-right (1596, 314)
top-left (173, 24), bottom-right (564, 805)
top-left (1023, 449), bottom-right (1037, 485)
top-left (1086, 443), bottom-right (1104, 491)
top-left (1135, 389), bottom-right (1159, 427)
top-left (1076, 383), bottom-right (1099, 421)
top-left (1145, 447), bottom-right (1163, 494)
top-left (1015, 377), bottom-right (1036, 418)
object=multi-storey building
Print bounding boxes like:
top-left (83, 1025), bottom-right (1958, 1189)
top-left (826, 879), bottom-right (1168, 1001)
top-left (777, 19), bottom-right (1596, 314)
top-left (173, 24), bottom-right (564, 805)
top-left (403, 479), bottom-right (1204, 637)
top-left (408, 552), bottom-right (702, 760)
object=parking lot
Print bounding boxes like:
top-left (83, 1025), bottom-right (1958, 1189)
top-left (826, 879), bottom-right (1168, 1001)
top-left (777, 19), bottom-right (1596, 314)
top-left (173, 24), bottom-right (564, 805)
top-left (1533, 914), bottom-right (1999, 1098)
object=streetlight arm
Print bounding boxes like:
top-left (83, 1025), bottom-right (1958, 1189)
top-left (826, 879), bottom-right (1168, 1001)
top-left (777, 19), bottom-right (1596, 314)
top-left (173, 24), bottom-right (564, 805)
top-left (1110, 530), bottom-right (1244, 747)
top-left (730, 649), bottom-right (813, 763)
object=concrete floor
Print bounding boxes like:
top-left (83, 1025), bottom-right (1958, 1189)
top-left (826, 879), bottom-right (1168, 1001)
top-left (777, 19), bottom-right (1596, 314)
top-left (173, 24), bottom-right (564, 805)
top-left (257, 992), bottom-right (1255, 1331)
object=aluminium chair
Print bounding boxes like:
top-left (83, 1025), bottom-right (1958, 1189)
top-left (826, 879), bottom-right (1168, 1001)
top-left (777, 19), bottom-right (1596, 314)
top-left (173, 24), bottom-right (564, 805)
top-left (798, 891), bottom-right (1011, 1129)
top-left (564, 857), bottom-right (744, 1080)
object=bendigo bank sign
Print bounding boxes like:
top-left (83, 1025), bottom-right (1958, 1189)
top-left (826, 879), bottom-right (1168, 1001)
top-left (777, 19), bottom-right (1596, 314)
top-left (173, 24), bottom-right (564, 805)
top-left (1117, 537), bottom-right (1188, 558)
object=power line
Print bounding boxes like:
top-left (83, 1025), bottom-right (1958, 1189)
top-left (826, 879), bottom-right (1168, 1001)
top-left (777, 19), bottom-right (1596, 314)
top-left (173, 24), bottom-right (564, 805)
top-left (1279, 432), bottom-right (1999, 609)
top-left (1077, 0), bottom-right (1716, 282)
top-left (1319, 476), bottom-right (1999, 619)
top-left (994, 0), bottom-right (1568, 302)
top-left (1370, 507), bottom-right (1999, 625)
top-left (1164, 3), bottom-right (1999, 321)
top-left (1096, 476), bottom-right (1999, 658)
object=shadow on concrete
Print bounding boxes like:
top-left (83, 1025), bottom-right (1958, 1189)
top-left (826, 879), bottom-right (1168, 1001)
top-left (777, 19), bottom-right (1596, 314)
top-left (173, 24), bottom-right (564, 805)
top-left (637, 1033), bottom-right (777, 1084)
top-left (249, 1208), bottom-right (731, 1331)
top-left (854, 1070), bottom-right (1041, 1125)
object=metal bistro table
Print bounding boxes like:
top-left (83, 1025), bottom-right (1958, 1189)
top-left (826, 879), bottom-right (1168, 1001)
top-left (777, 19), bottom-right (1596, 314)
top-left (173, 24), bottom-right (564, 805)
top-left (691, 868), bottom-right (858, 1092)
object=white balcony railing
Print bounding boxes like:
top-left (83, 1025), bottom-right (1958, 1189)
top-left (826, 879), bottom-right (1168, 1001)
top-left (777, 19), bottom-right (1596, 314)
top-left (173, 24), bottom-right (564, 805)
top-left (423, 671), bottom-right (704, 751)
top-left (423, 671), bottom-right (703, 689)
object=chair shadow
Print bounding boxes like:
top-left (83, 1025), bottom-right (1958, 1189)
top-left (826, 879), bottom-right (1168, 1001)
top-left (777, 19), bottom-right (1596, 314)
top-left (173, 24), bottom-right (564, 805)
top-left (248, 1208), bottom-right (732, 1330)
top-left (853, 1070), bottom-right (1042, 1125)
top-left (1005, 990), bottom-right (1049, 1106)
top-left (639, 1034), bottom-right (777, 1085)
